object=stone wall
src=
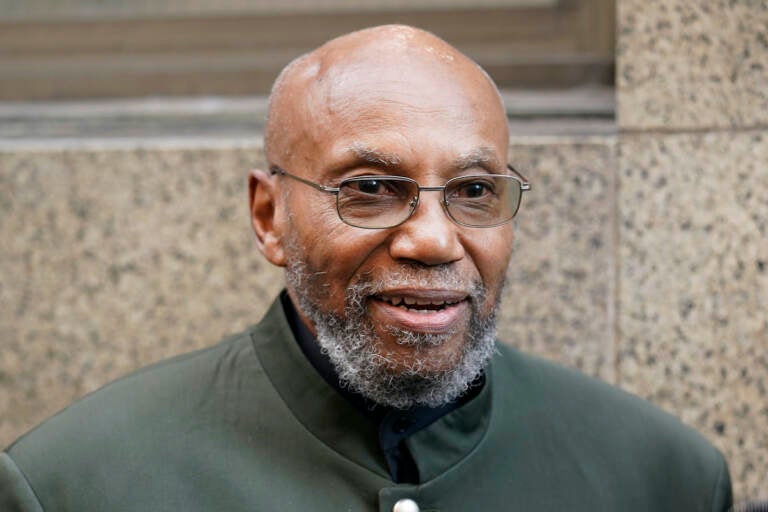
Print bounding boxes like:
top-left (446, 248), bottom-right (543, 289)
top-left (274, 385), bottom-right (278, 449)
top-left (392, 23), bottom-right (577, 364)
top-left (0, 145), bottom-right (283, 445)
top-left (616, 0), bottom-right (768, 500)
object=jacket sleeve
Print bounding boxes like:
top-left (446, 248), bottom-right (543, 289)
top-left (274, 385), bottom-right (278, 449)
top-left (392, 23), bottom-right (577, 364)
top-left (0, 453), bottom-right (44, 512)
top-left (711, 453), bottom-right (733, 512)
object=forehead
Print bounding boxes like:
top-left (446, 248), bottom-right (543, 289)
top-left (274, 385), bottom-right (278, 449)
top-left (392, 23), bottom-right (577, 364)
top-left (295, 57), bottom-right (508, 176)
top-left (320, 49), bottom-right (500, 122)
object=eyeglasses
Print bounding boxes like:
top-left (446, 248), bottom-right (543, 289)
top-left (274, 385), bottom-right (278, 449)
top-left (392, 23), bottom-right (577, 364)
top-left (270, 165), bottom-right (530, 229)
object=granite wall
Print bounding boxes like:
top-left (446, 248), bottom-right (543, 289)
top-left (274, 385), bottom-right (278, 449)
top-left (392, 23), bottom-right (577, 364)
top-left (617, 0), bottom-right (768, 500)
top-left (0, 145), bottom-right (283, 445)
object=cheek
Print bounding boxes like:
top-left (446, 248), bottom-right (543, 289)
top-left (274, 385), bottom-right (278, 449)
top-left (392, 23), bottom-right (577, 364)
top-left (291, 223), bottom-right (387, 303)
top-left (468, 228), bottom-right (514, 288)
top-left (320, 230), bottom-right (384, 274)
top-left (302, 193), bottom-right (340, 227)
top-left (285, 192), bottom-right (342, 252)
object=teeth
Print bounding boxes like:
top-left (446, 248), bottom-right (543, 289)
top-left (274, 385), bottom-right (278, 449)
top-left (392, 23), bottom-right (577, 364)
top-left (379, 295), bottom-right (461, 308)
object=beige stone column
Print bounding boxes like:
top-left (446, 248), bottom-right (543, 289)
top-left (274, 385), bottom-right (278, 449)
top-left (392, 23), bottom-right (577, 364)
top-left (617, 0), bottom-right (768, 500)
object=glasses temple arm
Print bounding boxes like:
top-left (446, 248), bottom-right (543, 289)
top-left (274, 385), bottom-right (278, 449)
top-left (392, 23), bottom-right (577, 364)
top-left (270, 165), bottom-right (340, 193)
top-left (507, 165), bottom-right (532, 191)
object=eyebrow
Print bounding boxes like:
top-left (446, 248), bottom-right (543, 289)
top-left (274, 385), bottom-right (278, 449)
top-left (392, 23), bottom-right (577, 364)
top-left (339, 143), bottom-right (501, 174)
top-left (453, 147), bottom-right (501, 171)
top-left (346, 143), bottom-right (401, 168)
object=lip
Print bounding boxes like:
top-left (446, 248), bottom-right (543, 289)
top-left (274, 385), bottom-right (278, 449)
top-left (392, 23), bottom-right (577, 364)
top-left (369, 288), bottom-right (470, 334)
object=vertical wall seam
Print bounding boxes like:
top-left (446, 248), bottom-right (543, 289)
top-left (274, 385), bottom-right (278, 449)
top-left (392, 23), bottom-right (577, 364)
top-left (610, 136), bottom-right (621, 387)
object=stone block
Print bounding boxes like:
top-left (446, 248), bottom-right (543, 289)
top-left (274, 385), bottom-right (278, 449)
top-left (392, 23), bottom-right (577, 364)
top-left (617, 0), bottom-right (768, 130)
top-left (618, 131), bottom-right (768, 499)
top-left (0, 145), bottom-right (284, 447)
top-left (500, 138), bottom-right (617, 383)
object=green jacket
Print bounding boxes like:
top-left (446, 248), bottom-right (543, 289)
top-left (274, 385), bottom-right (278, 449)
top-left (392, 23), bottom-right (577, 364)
top-left (1, 297), bottom-right (732, 511)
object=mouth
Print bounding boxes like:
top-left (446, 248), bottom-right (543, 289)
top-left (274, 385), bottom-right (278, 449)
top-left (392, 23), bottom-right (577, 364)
top-left (369, 290), bottom-right (470, 334)
top-left (374, 294), bottom-right (464, 312)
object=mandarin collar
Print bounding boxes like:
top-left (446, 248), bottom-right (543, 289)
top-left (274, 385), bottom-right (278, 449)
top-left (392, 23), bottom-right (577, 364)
top-left (250, 294), bottom-right (493, 482)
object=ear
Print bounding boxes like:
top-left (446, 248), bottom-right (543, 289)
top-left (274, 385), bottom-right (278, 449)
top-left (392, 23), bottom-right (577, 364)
top-left (249, 169), bottom-right (287, 267)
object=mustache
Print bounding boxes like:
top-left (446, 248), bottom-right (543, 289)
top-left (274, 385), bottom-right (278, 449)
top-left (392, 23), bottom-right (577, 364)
top-left (347, 265), bottom-right (485, 300)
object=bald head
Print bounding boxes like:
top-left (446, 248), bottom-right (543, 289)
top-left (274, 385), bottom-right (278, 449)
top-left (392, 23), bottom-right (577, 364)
top-left (264, 25), bottom-right (507, 167)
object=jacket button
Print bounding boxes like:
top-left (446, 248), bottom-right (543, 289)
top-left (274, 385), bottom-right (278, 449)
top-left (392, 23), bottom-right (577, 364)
top-left (393, 498), bottom-right (420, 512)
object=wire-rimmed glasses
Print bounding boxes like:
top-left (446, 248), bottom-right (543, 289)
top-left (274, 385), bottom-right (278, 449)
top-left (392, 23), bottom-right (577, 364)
top-left (270, 165), bottom-right (530, 229)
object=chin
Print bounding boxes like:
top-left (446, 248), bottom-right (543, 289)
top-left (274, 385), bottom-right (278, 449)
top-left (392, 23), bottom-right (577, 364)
top-left (380, 332), bottom-right (467, 374)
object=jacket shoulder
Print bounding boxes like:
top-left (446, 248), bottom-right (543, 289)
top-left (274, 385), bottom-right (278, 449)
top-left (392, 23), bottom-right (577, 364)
top-left (490, 344), bottom-right (732, 508)
top-left (6, 328), bottom-right (257, 466)
top-left (492, 343), bottom-right (711, 444)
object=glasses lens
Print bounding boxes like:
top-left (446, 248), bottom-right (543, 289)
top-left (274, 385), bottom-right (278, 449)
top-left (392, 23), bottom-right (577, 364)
top-left (337, 177), bottom-right (417, 228)
top-left (445, 175), bottom-right (522, 227)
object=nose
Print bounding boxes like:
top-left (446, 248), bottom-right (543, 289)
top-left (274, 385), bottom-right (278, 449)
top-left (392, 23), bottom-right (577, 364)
top-left (387, 191), bottom-right (465, 266)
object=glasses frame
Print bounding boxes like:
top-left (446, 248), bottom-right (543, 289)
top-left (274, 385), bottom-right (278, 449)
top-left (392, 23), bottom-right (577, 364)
top-left (269, 164), bottom-right (531, 229)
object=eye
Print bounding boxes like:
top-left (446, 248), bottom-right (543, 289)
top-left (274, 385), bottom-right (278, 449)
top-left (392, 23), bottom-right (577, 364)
top-left (355, 178), bottom-right (388, 195)
top-left (451, 178), bottom-right (495, 199)
top-left (343, 177), bottom-right (409, 197)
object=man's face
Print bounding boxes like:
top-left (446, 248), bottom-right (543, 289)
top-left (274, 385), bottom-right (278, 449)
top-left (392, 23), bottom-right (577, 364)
top-left (275, 50), bottom-right (514, 407)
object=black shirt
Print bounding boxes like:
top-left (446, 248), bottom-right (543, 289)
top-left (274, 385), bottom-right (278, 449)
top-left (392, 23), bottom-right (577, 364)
top-left (280, 291), bottom-right (484, 484)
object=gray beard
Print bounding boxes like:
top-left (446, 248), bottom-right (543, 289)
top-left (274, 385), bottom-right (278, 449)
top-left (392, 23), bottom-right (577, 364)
top-left (285, 259), bottom-right (499, 409)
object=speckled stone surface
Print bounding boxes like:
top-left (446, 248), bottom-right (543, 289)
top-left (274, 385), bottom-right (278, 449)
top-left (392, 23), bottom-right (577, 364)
top-left (617, 0), bottom-right (768, 130)
top-left (0, 145), bottom-right (285, 447)
top-left (0, 138), bottom-right (617, 448)
top-left (499, 138), bottom-right (617, 383)
top-left (618, 131), bottom-right (768, 500)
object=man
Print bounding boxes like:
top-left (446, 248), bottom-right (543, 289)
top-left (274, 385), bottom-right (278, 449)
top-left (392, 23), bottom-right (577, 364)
top-left (1, 25), bottom-right (732, 511)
